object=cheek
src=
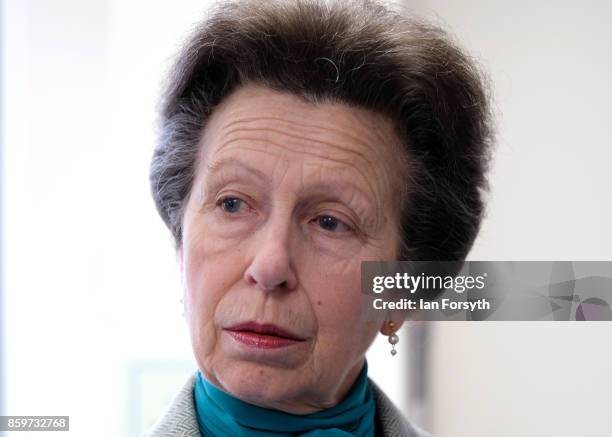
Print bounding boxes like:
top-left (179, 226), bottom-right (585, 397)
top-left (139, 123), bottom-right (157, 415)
top-left (183, 244), bottom-right (217, 306)
top-left (182, 228), bottom-right (245, 352)
top-left (306, 260), bottom-right (363, 332)
top-left (304, 255), bottom-right (381, 355)
top-left (182, 213), bottom-right (245, 304)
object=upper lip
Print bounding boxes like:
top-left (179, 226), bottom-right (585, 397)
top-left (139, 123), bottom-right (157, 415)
top-left (225, 321), bottom-right (307, 341)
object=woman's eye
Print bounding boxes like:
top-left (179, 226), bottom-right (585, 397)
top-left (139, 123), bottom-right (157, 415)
top-left (220, 197), bottom-right (246, 214)
top-left (316, 215), bottom-right (351, 232)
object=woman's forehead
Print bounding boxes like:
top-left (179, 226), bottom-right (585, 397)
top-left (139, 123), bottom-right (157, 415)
top-left (197, 84), bottom-right (402, 196)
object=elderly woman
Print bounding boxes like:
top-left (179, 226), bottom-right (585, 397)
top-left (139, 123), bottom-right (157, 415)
top-left (146, 0), bottom-right (492, 435)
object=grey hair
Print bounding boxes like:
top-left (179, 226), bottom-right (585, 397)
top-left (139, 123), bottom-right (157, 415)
top-left (150, 0), bottom-right (494, 261)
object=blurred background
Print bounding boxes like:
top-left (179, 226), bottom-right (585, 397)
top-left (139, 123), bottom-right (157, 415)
top-left (1, 0), bottom-right (611, 436)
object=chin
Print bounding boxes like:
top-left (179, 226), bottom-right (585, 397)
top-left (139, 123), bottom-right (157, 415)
top-left (214, 360), bottom-right (309, 410)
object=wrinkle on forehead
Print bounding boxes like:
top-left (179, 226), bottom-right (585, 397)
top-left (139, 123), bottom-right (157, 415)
top-left (220, 116), bottom-right (384, 159)
top-left (203, 84), bottom-right (400, 159)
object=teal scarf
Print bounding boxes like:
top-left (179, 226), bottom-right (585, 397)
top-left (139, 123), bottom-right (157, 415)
top-left (193, 362), bottom-right (376, 437)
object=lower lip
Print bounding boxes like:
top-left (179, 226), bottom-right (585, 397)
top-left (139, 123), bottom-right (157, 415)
top-left (225, 330), bottom-right (303, 349)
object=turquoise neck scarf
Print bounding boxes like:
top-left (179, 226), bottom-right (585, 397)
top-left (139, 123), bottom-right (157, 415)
top-left (193, 361), bottom-right (376, 437)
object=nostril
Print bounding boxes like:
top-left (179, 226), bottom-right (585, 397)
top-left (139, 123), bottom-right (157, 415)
top-left (244, 271), bottom-right (257, 286)
top-left (245, 270), bottom-right (290, 292)
top-left (258, 280), bottom-right (288, 292)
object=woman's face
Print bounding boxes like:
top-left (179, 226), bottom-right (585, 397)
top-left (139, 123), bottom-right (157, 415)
top-left (179, 84), bottom-right (403, 414)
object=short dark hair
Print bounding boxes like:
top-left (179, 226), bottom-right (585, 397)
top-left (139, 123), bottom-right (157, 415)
top-left (150, 0), bottom-right (494, 261)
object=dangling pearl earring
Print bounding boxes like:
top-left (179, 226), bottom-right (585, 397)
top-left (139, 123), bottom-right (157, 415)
top-left (388, 321), bottom-right (399, 356)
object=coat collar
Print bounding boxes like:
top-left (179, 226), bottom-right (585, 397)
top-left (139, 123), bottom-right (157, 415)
top-left (144, 372), bottom-right (430, 437)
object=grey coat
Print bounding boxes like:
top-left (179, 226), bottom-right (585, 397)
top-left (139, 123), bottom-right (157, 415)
top-left (144, 373), bottom-right (431, 437)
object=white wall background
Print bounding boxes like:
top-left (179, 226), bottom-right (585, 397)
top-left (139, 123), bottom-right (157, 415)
top-left (1, 1), bottom-right (213, 436)
top-left (405, 1), bottom-right (612, 436)
top-left (0, 1), bottom-right (405, 436)
top-left (2, 0), bottom-right (611, 436)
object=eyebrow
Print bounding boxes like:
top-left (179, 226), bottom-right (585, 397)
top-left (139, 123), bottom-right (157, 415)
top-left (301, 181), bottom-right (375, 209)
top-left (204, 158), bottom-right (270, 184)
top-left (204, 157), bottom-right (376, 211)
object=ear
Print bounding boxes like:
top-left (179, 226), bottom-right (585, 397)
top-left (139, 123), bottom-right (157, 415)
top-left (379, 319), bottom-right (405, 336)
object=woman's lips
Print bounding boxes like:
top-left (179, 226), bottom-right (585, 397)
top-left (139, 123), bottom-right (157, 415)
top-left (224, 321), bottom-right (307, 349)
top-left (225, 330), bottom-right (302, 348)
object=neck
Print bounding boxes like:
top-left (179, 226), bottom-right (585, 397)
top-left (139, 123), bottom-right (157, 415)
top-left (193, 360), bottom-right (376, 437)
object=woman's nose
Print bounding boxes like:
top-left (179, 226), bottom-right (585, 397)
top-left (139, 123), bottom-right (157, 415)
top-left (244, 225), bottom-right (298, 292)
